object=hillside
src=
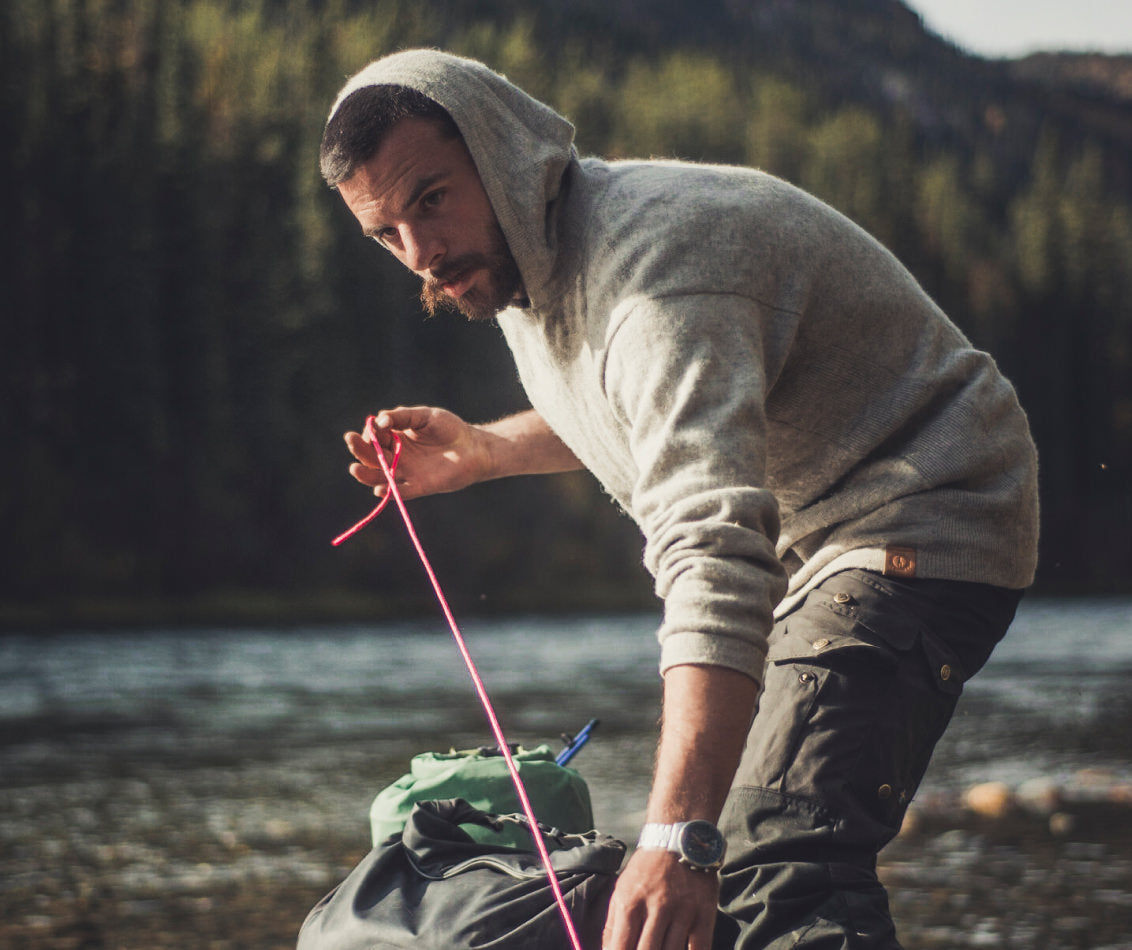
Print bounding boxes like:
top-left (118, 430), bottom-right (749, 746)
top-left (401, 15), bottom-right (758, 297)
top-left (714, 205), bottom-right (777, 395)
top-left (1011, 52), bottom-right (1132, 105)
top-left (541, 0), bottom-right (1132, 183)
top-left (2, 0), bottom-right (1131, 624)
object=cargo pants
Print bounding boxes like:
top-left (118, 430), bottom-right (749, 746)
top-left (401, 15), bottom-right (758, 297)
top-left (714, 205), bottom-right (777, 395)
top-left (713, 569), bottom-right (1024, 949)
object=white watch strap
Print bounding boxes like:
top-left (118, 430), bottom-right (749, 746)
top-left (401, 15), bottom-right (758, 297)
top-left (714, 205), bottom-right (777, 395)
top-left (637, 822), bottom-right (684, 851)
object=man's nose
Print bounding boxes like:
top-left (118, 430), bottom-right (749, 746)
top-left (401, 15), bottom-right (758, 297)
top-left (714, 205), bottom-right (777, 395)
top-left (401, 226), bottom-right (443, 274)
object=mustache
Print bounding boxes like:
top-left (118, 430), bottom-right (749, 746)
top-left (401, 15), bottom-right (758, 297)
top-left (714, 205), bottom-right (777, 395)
top-left (426, 252), bottom-right (495, 287)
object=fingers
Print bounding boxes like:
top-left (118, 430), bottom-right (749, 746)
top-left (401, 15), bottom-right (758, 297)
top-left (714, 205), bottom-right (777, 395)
top-left (687, 911), bottom-right (715, 950)
top-left (343, 405), bottom-right (474, 501)
top-left (372, 405), bottom-right (437, 439)
top-left (603, 904), bottom-right (713, 950)
top-left (344, 409), bottom-right (429, 495)
top-left (345, 406), bottom-right (443, 458)
top-left (344, 430), bottom-right (386, 470)
top-left (344, 431), bottom-right (395, 496)
top-left (347, 460), bottom-right (385, 489)
top-left (345, 407), bottom-right (421, 464)
top-left (601, 852), bottom-right (719, 950)
top-left (601, 897), bottom-right (642, 950)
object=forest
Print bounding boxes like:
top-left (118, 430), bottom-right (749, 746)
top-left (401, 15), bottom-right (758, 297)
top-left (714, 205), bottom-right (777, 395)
top-left (2, 0), bottom-right (1131, 626)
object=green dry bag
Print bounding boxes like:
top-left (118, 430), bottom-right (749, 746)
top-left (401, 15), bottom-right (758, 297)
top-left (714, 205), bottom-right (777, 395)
top-left (369, 744), bottom-right (595, 849)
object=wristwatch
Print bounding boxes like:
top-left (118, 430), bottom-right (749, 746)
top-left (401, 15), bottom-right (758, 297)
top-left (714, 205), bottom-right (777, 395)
top-left (637, 820), bottom-right (726, 871)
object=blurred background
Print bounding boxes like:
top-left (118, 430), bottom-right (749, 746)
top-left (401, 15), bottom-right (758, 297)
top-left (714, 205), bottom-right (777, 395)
top-left (2, 2), bottom-right (1132, 948)
top-left (2, 0), bottom-right (1131, 627)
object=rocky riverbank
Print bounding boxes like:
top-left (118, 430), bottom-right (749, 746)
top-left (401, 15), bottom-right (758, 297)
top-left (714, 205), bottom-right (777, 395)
top-left (883, 775), bottom-right (1132, 949)
top-left (3, 771), bottom-right (1130, 950)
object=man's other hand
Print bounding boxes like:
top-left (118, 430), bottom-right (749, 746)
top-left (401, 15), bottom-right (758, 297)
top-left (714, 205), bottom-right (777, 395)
top-left (602, 849), bottom-right (718, 950)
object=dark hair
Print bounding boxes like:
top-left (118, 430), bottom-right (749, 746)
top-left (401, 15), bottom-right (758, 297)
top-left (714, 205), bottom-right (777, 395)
top-left (320, 85), bottom-right (461, 187)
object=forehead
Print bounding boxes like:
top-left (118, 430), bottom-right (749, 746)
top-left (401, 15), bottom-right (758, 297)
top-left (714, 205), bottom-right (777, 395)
top-left (337, 118), bottom-right (477, 221)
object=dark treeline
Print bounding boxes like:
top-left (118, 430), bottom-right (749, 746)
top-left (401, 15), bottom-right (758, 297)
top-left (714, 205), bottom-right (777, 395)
top-left (3, 0), bottom-right (1131, 626)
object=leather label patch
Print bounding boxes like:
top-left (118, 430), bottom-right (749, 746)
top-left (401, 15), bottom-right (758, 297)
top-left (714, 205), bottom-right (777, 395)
top-left (884, 545), bottom-right (918, 578)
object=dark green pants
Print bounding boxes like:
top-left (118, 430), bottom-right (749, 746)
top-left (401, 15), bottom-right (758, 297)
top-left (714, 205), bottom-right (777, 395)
top-left (714, 569), bottom-right (1023, 949)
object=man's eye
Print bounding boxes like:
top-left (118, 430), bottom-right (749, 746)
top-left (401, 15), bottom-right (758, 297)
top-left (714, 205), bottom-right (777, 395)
top-left (373, 228), bottom-right (398, 246)
top-left (421, 190), bottom-right (444, 209)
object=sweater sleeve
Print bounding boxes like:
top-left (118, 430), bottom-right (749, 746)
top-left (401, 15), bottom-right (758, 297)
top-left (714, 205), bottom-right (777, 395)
top-left (604, 293), bottom-right (789, 684)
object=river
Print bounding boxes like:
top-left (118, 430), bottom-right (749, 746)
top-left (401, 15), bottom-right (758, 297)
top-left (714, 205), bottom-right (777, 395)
top-left (2, 597), bottom-right (1131, 948)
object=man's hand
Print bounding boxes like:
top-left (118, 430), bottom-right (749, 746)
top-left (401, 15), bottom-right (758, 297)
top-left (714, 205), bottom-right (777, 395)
top-left (344, 406), bottom-right (584, 500)
top-left (345, 406), bottom-right (490, 500)
top-left (602, 850), bottom-right (719, 950)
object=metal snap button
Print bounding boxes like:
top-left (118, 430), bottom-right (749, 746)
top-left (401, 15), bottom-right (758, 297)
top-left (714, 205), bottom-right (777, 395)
top-left (812, 638), bottom-right (830, 651)
top-left (940, 664), bottom-right (952, 682)
top-left (833, 591), bottom-right (852, 604)
top-left (878, 784), bottom-right (893, 800)
top-left (798, 671), bottom-right (815, 684)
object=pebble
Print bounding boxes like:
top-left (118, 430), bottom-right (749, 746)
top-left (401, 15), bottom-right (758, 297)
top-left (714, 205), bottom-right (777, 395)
top-left (1048, 812), bottom-right (1077, 837)
top-left (1015, 777), bottom-right (1063, 816)
top-left (965, 781), bottom-right (1014, 819)
top-left (958, 775), bottom-right (1132, 823)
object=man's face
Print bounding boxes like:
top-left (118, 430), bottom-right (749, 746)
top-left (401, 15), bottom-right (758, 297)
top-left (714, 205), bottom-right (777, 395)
top-left (337, 117), bottom-right (523, 321)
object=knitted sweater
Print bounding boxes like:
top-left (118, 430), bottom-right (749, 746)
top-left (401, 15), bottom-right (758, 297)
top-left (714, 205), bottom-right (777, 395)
top-left (333, 51), bottom-right (1040, 682)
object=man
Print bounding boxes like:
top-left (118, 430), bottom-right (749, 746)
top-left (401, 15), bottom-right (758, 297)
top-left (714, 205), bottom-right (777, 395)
top-left (320, 50), bottom-right (1039, 949)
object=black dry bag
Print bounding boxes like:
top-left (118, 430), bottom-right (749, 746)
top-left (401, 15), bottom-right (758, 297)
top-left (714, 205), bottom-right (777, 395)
top-left (296, 798), bottom-right (625, 949)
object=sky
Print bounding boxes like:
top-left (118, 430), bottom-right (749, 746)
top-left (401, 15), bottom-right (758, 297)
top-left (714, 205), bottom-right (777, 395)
top-left (901, 0), bottom-right (1132, 58)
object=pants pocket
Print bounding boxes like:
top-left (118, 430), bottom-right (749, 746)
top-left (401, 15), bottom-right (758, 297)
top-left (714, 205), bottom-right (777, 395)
top-left (731, 573), bottom-right (962, 842)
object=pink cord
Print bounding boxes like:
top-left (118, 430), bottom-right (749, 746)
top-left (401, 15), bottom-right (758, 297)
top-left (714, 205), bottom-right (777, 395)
top-left (330, 432), bottom-right (402, 547)
top-left (333, 416), bottom-right (585, 950)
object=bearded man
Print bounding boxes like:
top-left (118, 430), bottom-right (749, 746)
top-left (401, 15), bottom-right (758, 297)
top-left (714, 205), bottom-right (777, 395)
top-left (317, 50), bottom-right (1039, 950)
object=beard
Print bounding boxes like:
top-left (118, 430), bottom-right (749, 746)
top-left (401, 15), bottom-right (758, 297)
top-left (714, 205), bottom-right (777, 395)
top-left (419, 221), bottom-right (524, 322)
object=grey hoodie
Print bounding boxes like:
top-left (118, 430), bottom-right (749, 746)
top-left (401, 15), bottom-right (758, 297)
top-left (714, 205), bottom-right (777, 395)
top-left (331, 51), bottom-right (1040, 683)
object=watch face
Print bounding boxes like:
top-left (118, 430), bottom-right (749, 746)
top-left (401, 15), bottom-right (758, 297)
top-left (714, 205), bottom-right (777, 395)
top-left (678, 820), bottom-right (725, 869)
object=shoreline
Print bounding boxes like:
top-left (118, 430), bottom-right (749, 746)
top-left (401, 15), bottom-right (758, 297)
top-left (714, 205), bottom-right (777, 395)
top-left (3, 587), bottom-right (1125, 634)
top-left (2, 785), bottom-right (1130, 950)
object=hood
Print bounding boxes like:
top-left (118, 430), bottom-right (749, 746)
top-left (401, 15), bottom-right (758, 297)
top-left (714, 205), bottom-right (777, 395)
top-left (329, 49), bottom-right (578, 310)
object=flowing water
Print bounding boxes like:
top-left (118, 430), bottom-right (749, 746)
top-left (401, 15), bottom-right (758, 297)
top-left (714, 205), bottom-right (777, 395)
top-left (2, 597), bottom-right (1131, 948)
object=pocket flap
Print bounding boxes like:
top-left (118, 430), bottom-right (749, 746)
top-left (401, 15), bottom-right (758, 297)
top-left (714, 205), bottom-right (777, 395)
top-left (768, 600), bottom-right (894, 665)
